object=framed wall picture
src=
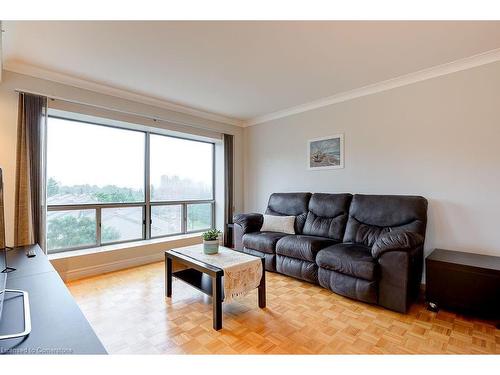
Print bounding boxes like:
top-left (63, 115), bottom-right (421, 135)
top-left (307, 134), bottom-right (344, 170)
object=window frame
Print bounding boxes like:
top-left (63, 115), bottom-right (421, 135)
top-left (45, 114), bottom-right (216, 254)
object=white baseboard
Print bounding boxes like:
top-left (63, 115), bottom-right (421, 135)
top-left (58, 252), bottom-right (165, 282)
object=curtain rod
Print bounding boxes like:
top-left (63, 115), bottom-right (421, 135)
top-left (14, 88), bottom-right (225, 135)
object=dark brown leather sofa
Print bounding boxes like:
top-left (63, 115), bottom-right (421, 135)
top-left (233, 192), bottom-right (428, 313)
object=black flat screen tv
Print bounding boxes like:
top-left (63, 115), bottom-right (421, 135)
top-left (0, 168), bottom-right (31, 340)
top-left (0, 273), bottom-right (6, 323)
top-left (0, 167), bottom-right (14, 274)
top-left (0, 166), bottom-right (8, 325)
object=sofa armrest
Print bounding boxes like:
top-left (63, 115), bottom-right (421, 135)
top-left (374, 231), bottom-right (425, 313)
top-left (372, 231), bottom-right (424, 259)
top-left (233, 213), bottom-right (263, 250)
top-left (233, 213), bottom-right (264, 234)
top-left (377, 246), bottom-right (424, 313)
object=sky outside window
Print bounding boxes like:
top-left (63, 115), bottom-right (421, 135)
top-left (47, 117), bottom-right (145, 204)
top-left (150, 134), bottom-right (213, 201)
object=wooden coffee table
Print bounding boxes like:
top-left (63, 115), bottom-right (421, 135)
top-left (165, 246), bottom-right (266, 330)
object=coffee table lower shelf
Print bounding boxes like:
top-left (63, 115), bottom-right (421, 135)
top-left (173, 269), bottom-right (219, 297)
top-left (165, 250), bottom-right (266, 331)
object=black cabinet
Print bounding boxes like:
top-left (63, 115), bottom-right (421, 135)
top-left (425, 248), bottom-right (500, 319)
top-left (0, 245), bottom-right (107, 354)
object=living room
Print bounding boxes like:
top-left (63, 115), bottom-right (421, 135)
top-left (1, 0), bottom-right (499, 372)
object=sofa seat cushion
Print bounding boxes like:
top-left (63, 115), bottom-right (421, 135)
top-left (276, 235), bottom-right (336, 262)
top-left (242, 247), bottom-right (276, 272)
top-left (276, 255), bottom-right (319, 284)
top-left (316, 243), bottom-right (378, 281)
top-left (242, 231), bottom-right (287, 254)
top-left (318, 268), bottom-right (377, 304)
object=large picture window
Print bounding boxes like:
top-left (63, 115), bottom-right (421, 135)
top-left (46, 115), bottom-right (215, 253)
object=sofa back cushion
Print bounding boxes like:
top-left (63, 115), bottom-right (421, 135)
top-left (302, 193), bottom-right (352, 240)
top-left (343, 194), bottom-right (428, 247)
top-left (265, 192), bottom-right (312, 234)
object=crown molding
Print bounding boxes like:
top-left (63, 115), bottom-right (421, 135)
top-left (3, 61), bottom-right (245, 127)
top-left (244, 48), bottom-right (500, 126)
top-left (5, 47), bottom-right (500, 128)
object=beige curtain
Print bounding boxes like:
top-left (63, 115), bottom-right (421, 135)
top-left (14, 93), bottom-right (47, 247)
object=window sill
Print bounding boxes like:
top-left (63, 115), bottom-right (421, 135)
top-left (47, 232), bottom-right (202, 260)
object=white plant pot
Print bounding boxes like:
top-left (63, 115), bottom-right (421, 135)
top-left (203, 239), bottom-right (219, 254)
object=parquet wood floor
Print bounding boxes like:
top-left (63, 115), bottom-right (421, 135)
top-left (66, 261), bottom-right (500, 354)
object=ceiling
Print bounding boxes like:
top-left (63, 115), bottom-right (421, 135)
top-left (3, 21), bottom-right (500, 124)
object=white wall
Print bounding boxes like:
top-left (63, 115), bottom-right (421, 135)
top-left (0, 70), bottom-right (244, 278)
top-left (244, 61), bottom-right (500, 259)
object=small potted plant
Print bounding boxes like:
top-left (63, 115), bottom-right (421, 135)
top-left (202, 229), bottom-right (222, 254)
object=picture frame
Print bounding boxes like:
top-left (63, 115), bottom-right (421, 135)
top-left (307, 134), bottom-right (344, 170)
